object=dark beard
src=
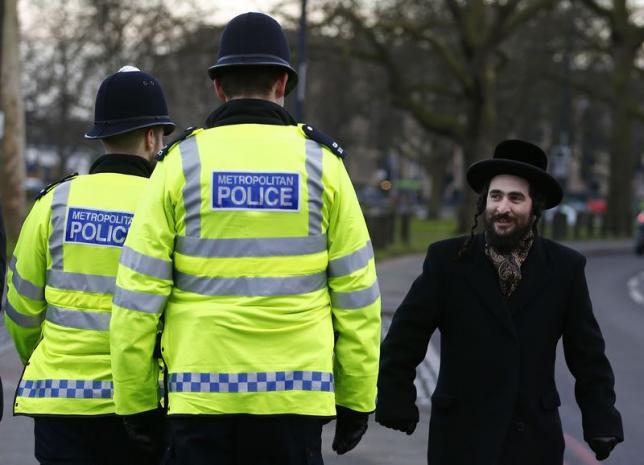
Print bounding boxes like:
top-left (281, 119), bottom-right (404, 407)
top-left (484, 213), bottom-right (533, 253)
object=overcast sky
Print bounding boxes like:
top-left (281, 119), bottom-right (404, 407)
top-left (214, 0), bottom-right (283, 17)
top-left (184, 0), bottom-right (298, 23)
top-left (19, 0), bottom-right (297, 28)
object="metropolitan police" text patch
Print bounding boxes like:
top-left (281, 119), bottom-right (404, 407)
top-left (212, 171), bottom-right (300, 212)
top-left (64, 207), bottom-right (133, 247)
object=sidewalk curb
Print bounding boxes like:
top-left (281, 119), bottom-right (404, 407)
top-left (378, 239), bottom-right (634, 268)
top-left (561, 240), bottom-right (632, 257)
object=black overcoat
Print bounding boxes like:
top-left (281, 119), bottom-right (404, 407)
top-left (377, 234), bottom-right (623, 465)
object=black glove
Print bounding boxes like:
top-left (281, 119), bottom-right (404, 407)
top-left (122, 408), bottom-right (165, 465)
top-left (332, 406), bottom-right (369, 455)
top-left (375, 400), bottom-right (418, 435)
top-left (588, 436), bottom-right (619, 461)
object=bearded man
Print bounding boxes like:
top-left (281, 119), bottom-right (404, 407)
top-left (375, 140), bottom-right (623, 465)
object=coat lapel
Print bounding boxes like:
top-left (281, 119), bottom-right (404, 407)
top-left (465, 234), bottom-right (517, 339)
top-left (507, 236), bottom-right (549, 314)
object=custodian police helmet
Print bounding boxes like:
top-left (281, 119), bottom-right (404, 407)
top-left (85, 66), bottom-right (175, 139)
top-left (207, 12), bottom-right (299, 95)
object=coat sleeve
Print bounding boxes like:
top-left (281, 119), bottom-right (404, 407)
top-left (562, 256), bottom-right (623, 442)
top-left (111, 158), bottom-right (176, 415)
top-left (326, 159), bottom-right (381, 413)
top-left (377, 244), bottom-right (443, 423)
top-left (4, 197), bottom-right (50, 363)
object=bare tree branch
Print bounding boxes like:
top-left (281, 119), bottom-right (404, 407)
top-left (578, 0), bottom-right (612, 19)
top-left (497, 0), bottom-right (558, 43)
top-left (334, 5), bottom-right (466, 140)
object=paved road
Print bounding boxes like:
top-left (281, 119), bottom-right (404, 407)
top-left (0, 244), bottom-right (641, 465)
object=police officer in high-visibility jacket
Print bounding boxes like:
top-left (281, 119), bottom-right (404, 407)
top-left (4, 66), bottom-right (175, 465)
top-left (110, 12), bottom-right (381, 465)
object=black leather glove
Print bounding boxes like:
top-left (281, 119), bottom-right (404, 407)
top-left (332, 405), bottom-right (369, 455)
top-left (588, 436), bottom-right (619, 461)
top-left (375, 400), bottom-right (418, 435)
top-left (122, 408), bottom-right (165, 465)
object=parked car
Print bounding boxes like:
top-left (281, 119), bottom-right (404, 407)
top-left (24, 177), bottom-right (45, 200)
top-left (634, 211), bottom-right (644, 255)
top-left (543, 202), bottom-right (579, 227)
top-left (355, 184), bottom-right (391, 215)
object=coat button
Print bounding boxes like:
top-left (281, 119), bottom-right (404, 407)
top-left (514, 421), bottom-right (526, 432)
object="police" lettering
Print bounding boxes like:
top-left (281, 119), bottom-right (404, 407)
top-left (212, 171), bottom-right (300, 211)
top-left (64, 207), bottom-right (133, 247)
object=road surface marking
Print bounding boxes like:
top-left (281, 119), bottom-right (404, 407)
top-left (565, 432), bottom-right (601, 465)
top-left (627, 272), bottom-right (644, 305)
top-left (382, 312), bottom-right (438, 407)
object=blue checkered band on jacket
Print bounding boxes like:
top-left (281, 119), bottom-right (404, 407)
top-left (17, 379), bottom-right (113, 399)
top-left (169, 371), bottom-right (334, 393)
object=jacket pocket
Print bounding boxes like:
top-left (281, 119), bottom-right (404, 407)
top-left (540, 391), bottom-right (561, 411)
top-left (431, 392), bottom-right (455, 409)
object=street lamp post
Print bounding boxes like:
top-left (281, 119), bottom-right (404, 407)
top-left (295, 0), bottom-right (307, 121)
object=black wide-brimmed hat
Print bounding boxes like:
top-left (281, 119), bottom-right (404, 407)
top-left (85, 66), bottom-right (175, 139)
top-left (466, 139), bottom-right (563, 209)
top-left (207, 12), bottom-right (299, 95)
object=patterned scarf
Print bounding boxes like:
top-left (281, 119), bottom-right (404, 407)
top-left (485, 231), bottom-right (534, 298)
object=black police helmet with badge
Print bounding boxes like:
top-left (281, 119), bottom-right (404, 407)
top-left (207, 12), bottom-right (299, 96)
top-left (85, 66), bottom-right (175, 139)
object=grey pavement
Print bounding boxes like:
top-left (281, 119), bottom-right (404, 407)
top-left (0, 237), bottom-right (637, 465)
top-left (0, 340), bottom-right (35, 465)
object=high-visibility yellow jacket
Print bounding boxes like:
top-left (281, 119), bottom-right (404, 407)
top-left (5, 157), bottom-right (154, 415)
top-left (111, 117), bottom-right (381, 417)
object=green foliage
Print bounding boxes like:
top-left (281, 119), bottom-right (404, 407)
top-left (374, 217), bottom-right (458, 260)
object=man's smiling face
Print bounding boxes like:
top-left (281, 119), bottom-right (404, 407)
top-left (483, 174), bottom-right (533, 251)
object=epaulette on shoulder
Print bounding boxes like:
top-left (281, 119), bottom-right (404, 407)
top-left (35, 172), bottom-right (78, 201)
top-left (155, 126), bottom-right (200, 161)
top-left (301, 124), bottom-right (347, 159)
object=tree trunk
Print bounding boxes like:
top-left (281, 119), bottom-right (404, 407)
top-left (606, 40), bottom-right (635, 237)
top-left (0, 0), bottom-right (26, 242)
top-left (457, 60), bottom-right (496, 232)
top-left (426, 155), bottom-right (449, 220)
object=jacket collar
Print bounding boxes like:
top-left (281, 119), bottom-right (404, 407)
top-left (464, 233), bottom-right (549, 339)
top-left (205, 99), bottom-right (297, 128)
top-left (89, 153), bottom-right (154, 178)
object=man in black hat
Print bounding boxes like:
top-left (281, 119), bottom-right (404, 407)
top-left (4, 66), bottom-right (174, 465)
top-left (375, 139), bottom-right (623, 464)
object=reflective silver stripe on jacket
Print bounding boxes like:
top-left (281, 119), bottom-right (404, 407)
top-left (46, 305), bottom-right (111, 331)
top-left (4, 299), bottom-right (44, 328)
top-left (330, 280), bottom-right (380, 309)
top-left (120, 246), bottom-right (173, 280)
top-left (328, 241), bottom-right (374, 278)
top-left (113, 286), bottom-right (166, 314)
top-left (9, 256), bottom-right (45, 301)
top-left (175, 234), bottom-right (327, 258)
top-left (49, 181), bottom-right (71, 270)
top-left (181, 137), bottom-right (202, 237)
top-left (17, 379), bottom-right (113, 399)
top-left (305, 140), bottom-right (324, 235)
top-left (47, 270), bottom-right (115, 294)
top-left (174, 271), bottom-right (327, 297)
